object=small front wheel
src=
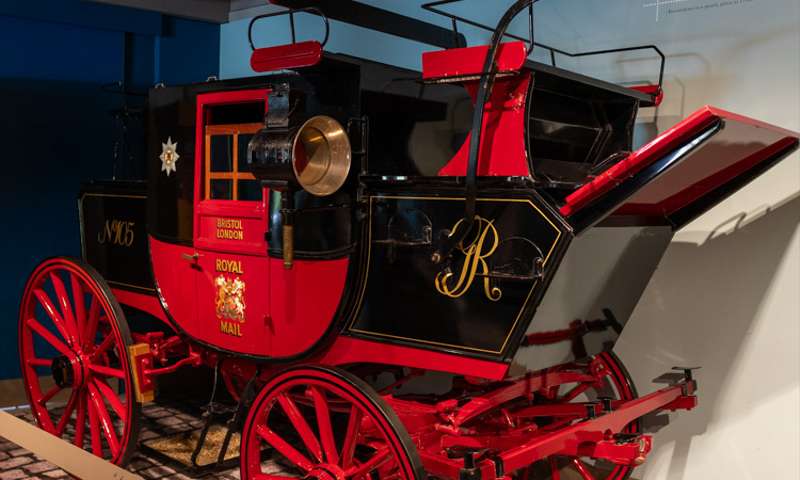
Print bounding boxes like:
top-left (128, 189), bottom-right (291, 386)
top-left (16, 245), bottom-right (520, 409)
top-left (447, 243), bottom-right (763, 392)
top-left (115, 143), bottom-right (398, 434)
top-left (241, 365), bottom-right (425, 480)
top-left (18, 257), bottom-right (141, 465)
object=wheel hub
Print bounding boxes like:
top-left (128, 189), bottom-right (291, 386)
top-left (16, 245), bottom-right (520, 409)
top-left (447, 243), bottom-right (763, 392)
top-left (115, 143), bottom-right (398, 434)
top-left (50, 356), bottom-right (74, 388)
top-left (51, 353), bottom-right (86, 388)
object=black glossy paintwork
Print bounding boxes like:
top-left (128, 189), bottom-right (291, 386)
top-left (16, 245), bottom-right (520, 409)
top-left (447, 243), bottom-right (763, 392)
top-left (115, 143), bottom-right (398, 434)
top-left (79, 180), bottom-right (153, 293)
top-left (346, 179), bottom-right (572, 361)
top-left (567, 121), bottom-right (723, 233)
top-left (528, 66), bottom-right (639, 191)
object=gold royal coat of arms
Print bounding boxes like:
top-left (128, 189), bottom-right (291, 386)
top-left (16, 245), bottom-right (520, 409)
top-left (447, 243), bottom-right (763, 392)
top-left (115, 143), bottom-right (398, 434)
top-left (215, 275), bottom-right (246, 322)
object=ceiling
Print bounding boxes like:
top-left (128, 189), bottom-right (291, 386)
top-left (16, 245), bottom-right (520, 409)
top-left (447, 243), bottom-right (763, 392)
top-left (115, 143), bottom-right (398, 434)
top-left (87, 0), bottom-right (282, 23)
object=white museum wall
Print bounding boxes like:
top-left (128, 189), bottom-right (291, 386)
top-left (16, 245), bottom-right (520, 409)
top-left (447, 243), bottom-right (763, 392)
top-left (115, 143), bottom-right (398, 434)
top-left (220, 1), bottom-right (800, 478)
top-left (537, 2), bottom-right (799, 479)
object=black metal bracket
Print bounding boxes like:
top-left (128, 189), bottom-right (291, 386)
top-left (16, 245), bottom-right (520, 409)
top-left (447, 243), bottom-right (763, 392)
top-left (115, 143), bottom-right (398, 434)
top-left (672, 366), bottom-right (701, 382)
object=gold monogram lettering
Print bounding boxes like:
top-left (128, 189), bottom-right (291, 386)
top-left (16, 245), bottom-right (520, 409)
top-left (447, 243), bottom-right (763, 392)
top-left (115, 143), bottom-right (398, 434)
top-left (97, 219), bottom-right (135, 247)
top-left (435, 216), bottom-right (502, 302)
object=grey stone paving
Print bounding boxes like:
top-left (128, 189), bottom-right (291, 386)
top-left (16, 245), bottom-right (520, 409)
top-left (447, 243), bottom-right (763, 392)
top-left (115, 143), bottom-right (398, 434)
top-left (0, 402), bottom-right (246, 480)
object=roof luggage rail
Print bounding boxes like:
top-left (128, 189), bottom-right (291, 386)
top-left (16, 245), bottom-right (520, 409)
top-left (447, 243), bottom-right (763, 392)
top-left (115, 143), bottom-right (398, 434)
top-left (248, 0), bottom-right (469, 72)
top-left (422, 0), bottom-right (666, 106)
top-left (269, 0), bottom-right (467, 49)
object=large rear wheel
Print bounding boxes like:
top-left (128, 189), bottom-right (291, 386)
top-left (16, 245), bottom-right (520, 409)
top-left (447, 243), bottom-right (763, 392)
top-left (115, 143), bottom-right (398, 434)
top-left (18, 257), bottom-right (141, 465)
top-left (532, 351), bottom-right (640, 480)
top-left (241, 365), bottom-right (425, 480)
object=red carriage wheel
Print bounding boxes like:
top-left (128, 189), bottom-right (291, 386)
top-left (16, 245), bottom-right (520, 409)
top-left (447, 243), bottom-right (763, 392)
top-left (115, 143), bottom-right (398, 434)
top-left (539, 351), bottom-right (640, 480)
top-left (241, 365), bottom-right (425, 480)
top-left (18, 257), bottom-right (141, 465)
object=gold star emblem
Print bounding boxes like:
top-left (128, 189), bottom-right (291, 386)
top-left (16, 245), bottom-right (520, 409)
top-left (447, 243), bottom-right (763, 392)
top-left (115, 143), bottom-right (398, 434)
top-left (160, 137), bottom-right (180, 176)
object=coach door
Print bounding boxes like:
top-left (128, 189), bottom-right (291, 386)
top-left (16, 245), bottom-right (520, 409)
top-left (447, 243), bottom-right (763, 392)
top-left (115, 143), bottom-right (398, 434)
top-left (192, 90), bottom-right (272, 356)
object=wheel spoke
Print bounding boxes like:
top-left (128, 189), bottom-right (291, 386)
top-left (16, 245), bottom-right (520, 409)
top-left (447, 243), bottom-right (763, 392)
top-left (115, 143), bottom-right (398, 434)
top-left (308, 386), bottom-right (339, 465)
top-left (255, 424), bottom-right (313, 472)
top-left (340, 404), bottom-right (363, 469)
top-left (345, 447), bottom-right (392, 477)
top-left (92, 335), bottom-right (116, 358)
top-left (88, 363), bottom-right (125, 379)
top-left (27, 357), bottom-right (53, 368)
top-left (276, 393), bottom-right (324, 463)
top-left (82, 297), bottom-right (100, 350)
top-left (571, 458), bottom-right (596, 480)
top-left (88, 383), bottom-right (120, 457)
top-left (33, 289), bottom-right (74, 347)
top-left (26, 317), bottom-right (73, 358)
top-left (561, 383), bottom-right (592, 403)
top-left (93, 378), bottom-right (126, 420)
top-left (55, 390), bottom-right (79, 437)
top-left (69, 273), bottom-right (86, 344)
top-left (549, 457), bottom-right (561, 480)
top-left (87, 392), bottom-right (103, 456)
top-left (39, 385), bottom-right (62, 405)
top-left (74, 389), bottom-right (87, 449)
top-left (49, 272), bottom-right (79, 345)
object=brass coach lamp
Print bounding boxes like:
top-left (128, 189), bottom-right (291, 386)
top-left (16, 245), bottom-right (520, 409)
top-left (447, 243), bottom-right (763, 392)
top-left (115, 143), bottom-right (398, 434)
top-left (246, 118), bottom-right (352, 196)
top-left (290, 115), bottom-right (352, 196)
top-left (247, 87), bottom-right (352, 269)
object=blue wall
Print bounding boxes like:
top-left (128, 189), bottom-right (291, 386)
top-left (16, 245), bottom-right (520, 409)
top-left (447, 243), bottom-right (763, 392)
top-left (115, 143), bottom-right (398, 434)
top-left (0, 1), bottom-right (220, 380)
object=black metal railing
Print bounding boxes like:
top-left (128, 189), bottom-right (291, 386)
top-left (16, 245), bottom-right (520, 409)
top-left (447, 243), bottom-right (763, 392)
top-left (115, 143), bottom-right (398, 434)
top-left (248, 7), bottom-right (330, 51)
top-left (422, 0), bottom-right (665, 91)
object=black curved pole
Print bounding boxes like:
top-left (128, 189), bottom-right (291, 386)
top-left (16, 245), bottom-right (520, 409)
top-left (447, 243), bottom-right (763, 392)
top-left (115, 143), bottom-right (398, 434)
top-left (432, 0), bottom-right (537, 264)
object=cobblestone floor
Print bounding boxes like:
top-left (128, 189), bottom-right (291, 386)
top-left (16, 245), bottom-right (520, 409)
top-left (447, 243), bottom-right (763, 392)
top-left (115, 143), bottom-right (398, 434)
top-left (0, 401), bottom-right (252, 480)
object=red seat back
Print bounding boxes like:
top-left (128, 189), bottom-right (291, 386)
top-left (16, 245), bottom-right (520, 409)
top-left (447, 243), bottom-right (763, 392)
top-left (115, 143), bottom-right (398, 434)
top-left (250, 40), bottom-right (323, 73)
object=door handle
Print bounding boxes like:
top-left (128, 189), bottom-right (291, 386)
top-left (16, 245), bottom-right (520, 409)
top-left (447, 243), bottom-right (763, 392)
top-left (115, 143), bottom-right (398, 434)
top-left (181, 252), bottom-right (202, 262)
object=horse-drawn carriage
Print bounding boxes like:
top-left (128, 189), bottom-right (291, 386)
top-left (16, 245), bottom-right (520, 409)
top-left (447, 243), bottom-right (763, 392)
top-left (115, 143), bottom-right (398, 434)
top-left (18, 1), bottom-right (799, 478)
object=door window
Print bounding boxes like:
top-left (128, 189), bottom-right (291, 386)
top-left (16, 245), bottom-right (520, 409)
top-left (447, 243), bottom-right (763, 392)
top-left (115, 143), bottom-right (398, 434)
top-left (204, 123), bottom-right (263, 202)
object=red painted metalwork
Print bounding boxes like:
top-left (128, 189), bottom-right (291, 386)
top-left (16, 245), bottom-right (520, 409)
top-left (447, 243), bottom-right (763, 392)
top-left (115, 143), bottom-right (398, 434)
top-left (111, 288), bottom-right (168, 323)
top-left (561, 105), bottom-right (800, 218)
top-left (18, 257), bottom-right (139, 465)
top-left (250, 40), bottom-right (323, 73)
top-left (424, 41), bottom-right (531, 177)
top-left (438, 74), bottom-right (531, 177)
top-left (318, 336), bottom-right (510, 381)
top-left (376, 352), bottom-right (694, 480)
top-left (422, 41), bottom-right (527, 80)
top-left (630, 85), bottom-right (663, 107)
